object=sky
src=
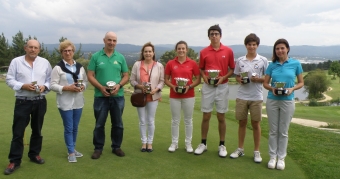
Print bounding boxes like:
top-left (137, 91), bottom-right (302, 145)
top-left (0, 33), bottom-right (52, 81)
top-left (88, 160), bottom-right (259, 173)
top-left (1, 0), bottom-right (340, 46)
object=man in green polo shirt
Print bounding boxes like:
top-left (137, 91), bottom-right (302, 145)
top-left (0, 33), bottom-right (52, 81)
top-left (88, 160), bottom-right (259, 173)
top-left (87, 31), bottom-right (129, 159)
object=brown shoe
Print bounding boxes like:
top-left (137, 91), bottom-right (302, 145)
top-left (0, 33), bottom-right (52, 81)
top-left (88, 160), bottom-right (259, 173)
top-left (112, 148), bottom-right (125, 157)
top-left (91, 150), bottom-right (102, 159)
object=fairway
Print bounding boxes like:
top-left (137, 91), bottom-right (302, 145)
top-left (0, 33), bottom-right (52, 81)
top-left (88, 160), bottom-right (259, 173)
top-left (0, 81), bottom-right (307, 178)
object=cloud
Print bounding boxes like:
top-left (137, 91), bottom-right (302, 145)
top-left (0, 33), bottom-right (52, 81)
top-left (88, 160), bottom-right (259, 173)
top-left (0, 0), bottom-right (340, 46)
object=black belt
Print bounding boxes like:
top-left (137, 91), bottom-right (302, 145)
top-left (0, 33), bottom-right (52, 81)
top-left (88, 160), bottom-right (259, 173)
top-left (16, 96), bottom-right (45, 101)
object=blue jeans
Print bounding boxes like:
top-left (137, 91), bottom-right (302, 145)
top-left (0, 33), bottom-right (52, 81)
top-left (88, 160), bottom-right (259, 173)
top-left (93, 97), bottom-right (124, 150)
top-left (9, 97), bottom-right (47, 165)
top-left (58, 108), bottom-right (83, 154)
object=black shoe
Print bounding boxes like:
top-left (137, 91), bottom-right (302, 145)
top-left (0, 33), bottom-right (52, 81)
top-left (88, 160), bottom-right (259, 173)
top-left (140, 148), bottom-right (147, 152)
top-left (112, 148), bottom-right (125, 157)
top-left (30, 156), bottom-right (45, 164)
top-left (147, 148), bottom-right (153, 152)
top-left (4, 163), bottom-right (20, 175)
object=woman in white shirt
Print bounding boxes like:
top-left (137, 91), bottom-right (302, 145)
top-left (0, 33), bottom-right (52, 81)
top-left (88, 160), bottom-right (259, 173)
top-left (50, 40), bottom-right (88, 163)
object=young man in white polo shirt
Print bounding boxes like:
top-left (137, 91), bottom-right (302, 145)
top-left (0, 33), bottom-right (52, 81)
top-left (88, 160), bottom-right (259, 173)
top-left (230, 33), bottom-right (268, 163)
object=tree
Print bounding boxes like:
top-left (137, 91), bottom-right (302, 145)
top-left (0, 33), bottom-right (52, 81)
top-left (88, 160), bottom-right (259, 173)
top-left (12, 31), bottom-right (26, 57)
top-left (159, 48), bottom-right (198, 65)
top-left (304, 69), bottom-right (331, 99)
top-left (328, 61), bottom-right (340, 81)
top-left (0, 33), bottom-right (13, 66)
top-left (76, 58), bottom-right (89, 72)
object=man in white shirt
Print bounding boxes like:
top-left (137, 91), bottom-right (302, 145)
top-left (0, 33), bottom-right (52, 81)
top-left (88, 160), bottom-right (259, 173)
top-left (4, 39), bottom-right (52, 175)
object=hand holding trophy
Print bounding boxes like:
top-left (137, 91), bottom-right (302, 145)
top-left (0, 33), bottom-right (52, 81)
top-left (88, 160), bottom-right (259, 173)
top-left (240, 72), bottom-right (250, 84)
top-left (106, 81), bottom-right (116, 94)
top-left (143, 82), bottom-right (152, 94)
top-left (174, 77), bottom-right (189, 94)
top-left (274, 82), bottom-right (288, 95)
top-left (206, 70), bottom-right (220, 85)
top-left (31, 81), bottom-right (40, 93)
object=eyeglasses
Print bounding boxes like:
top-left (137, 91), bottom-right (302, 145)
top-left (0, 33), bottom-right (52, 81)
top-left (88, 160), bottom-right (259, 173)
top-left (62, 49), bottom-right (73, 53)
top-left (209, 33), bottom-right (220, 37)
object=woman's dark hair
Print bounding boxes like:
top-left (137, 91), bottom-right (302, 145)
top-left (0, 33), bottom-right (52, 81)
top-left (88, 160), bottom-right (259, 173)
top-left (175, 40), bottom-right (188, 50)
top-left (272, 39), bottom-right (290, 62)
top-left (244, 33), bottom-right (260, 46)
top-left (139, 42), bottom-right (156, 61)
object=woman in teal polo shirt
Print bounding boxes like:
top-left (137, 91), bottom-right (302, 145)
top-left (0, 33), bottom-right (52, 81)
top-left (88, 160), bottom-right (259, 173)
top-left (263, 39), bottom-right (304, 170)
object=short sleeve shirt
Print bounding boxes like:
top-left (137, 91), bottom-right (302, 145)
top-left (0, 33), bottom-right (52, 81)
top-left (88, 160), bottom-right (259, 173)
top-left (165, 57), bottom-right (200, 98)
top-left (265, 58), bottom-right (303, 100)
top-left (199, 43), bottom-right (235, 84)
top-left (88, 49), bottom-right (128, 97)
top-left (234, 54), bottom-right (268, 100)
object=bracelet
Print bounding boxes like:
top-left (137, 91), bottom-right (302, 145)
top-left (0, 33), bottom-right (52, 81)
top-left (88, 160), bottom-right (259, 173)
top-left (118, 83), bottom-right (123, 88)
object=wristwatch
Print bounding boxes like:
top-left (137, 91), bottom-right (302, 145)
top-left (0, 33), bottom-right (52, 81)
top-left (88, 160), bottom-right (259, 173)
top-left (118, 83), bottom-right (123, 88)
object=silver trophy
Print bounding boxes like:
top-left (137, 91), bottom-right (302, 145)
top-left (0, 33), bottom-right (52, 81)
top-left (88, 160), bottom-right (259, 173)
top-left (274, 82), bottom-right (288, 95)
top-left (143, 82), bottom-right (152, 94)
top-left (240, 72), bottom-right (249, 84)
top-left (175, 78), bottom-right (189, 94)
top-left (76, 79), bottom-right (83, 88)
top-left (31, 81), bottom-right (40, 93)
top-left (207, 70), bottom-right (220, 85)
top-left (106, 81), bottom-right (116, 93)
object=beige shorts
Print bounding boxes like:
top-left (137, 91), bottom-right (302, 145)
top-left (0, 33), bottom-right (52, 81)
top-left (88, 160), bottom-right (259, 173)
top-left (201, 83), bottom-right (229, 113)
top-left (235, 98), bottom-right (263, 121)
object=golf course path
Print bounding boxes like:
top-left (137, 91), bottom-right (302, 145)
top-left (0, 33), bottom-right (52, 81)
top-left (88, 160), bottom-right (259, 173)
top-left (261, 114), bottom-right (328, 128)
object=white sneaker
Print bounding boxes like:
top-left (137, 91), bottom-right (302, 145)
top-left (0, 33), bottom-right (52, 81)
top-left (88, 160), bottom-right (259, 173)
top-left (254, 151), bottom-right (262, 163)
top-left (194, 143), bottom-right (207, 155)
top-left (268, 158), bottom-right (277, 169)
top-left (276, 158), bottom-right (285, 170)
top-left (218, 145), bottom-right (227, 158)
top-left (185, 144), bottom-right (193, 153)
top-left (230, 148), bottom-right (244, 158)
top-left (168, 144), bottom-right (178, 152)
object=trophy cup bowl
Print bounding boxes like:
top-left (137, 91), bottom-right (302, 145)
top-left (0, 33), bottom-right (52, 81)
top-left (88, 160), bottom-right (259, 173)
top-left (76, 79), bottom-right (83, 87)
top-left (240, 72), bottom-right (250, 84)
top-left (207, 70), bottom-right (220, 85)
top-left (31, 81), bottom-right (40, 93)
top-left (143, 82), bottom-right (152, 94)
top-left (106, 81), bottom-right (116, 93)
top-left (175, 78), bottom-right (189, 94)
top-left (274, 82), bottom-right (288, 95)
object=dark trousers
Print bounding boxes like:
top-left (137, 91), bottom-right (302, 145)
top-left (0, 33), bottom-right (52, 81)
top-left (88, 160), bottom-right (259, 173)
top-left (8, 98), bottom-right (47, 165)
top-left (93, 97), bottom-right (124, 151)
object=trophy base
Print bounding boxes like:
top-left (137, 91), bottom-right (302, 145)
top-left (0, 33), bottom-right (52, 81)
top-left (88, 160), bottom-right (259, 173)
top-left (208, 79), bottom-right (219, 85)
top-left (106, 89), bottom-right (115, 93)
top-left (175, 87), bottom-right (186, 94)
top-left (274, 89), bottom-right (288, 95)
top-left (241, 78), bottom-right (250, 84)
top-left (76, 84), bottom-right (81, 87)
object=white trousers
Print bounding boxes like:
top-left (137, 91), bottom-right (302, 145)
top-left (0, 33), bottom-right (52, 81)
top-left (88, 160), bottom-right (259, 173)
top-left (266, 99), bottom-right (295, 159)
top-left (170, 97), bottom-right (195, 145)
top-left (137, 100), bottom-right (158, 144)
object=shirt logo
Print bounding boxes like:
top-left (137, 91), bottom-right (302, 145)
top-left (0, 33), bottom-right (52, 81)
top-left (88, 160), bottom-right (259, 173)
top-left (222, 56), bottom-right (225, 58)
top-left (254, 64), bottom-right (259, 69)
top-left (173, 65), bottom-right (178, 69)
top-left (113, 61), bottom-right (118, 64)
top-left (99, 62), bottom-right (104, 65)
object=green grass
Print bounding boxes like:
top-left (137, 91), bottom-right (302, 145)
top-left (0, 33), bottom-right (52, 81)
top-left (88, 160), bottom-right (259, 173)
top-left (1, 79), bottom-right (340, 179)
top-left (0, 81), bottom-right (306, 179)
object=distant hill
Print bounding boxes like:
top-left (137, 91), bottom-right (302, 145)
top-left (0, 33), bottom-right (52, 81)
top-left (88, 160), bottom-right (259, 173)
top-left (43, 43), bottom-right (340, 66)
top-left (44, 43), bottom-right (340, 57)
